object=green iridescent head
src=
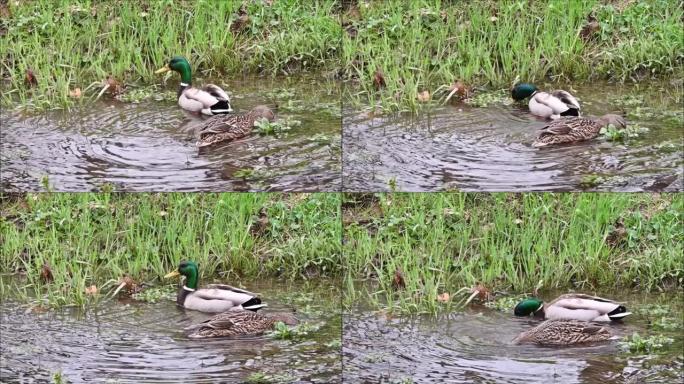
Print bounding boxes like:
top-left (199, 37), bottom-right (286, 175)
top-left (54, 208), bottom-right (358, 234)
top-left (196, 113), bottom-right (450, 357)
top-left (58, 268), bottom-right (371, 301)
top-left (511, 83), bottom-right (538, 100)
top-left (164, 260), bottom-right (199, 289)
top-left (155, 56), bottom-right (192, 84)
top-left (514, 298), bottom-right (544, 316)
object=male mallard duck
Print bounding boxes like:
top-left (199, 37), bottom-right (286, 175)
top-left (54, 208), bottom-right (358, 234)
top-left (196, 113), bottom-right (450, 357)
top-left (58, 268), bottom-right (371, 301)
top-left (184, 311), bottom-right (298, 339)
top-left (513, 320), bottom-right (613, 345)
top-left (164, 260), bottom-right (266, 313)
top-left (511, 83), bottom-right (581, 119)
top-left (532, 114), bottom-right (626, 147)
top-left (155, 56), bottom-right (232, 115)
top-left (514, 293), bottom-right (631, 322)
top-left (196, 105), bottom-right (275, 148)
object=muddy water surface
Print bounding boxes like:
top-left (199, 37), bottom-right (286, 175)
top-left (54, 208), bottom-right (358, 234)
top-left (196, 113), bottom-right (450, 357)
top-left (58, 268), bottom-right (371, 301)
top-left (343, 291), bottom-right (683, 383)
top-left (0, 280), bottom-right (341, 383)
top-left (343, 82), bottom-right (683, 191)
top-left (1, 76), bottom-right (340, 192)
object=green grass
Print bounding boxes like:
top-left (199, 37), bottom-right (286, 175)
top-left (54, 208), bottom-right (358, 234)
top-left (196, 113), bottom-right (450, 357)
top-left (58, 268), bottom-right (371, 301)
top-left (0, 0), bottom-right (341, 109)
top-left (343, 193), bottom-right (683, 313)
top-left (342, 0), bottom-right (683, 111)
top-left (0, 192), bottom-right (341, 307)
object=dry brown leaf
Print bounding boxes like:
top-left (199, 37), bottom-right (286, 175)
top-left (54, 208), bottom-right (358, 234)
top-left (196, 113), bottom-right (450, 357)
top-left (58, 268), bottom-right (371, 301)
top-left (580, 18), bottom-right (600, 42)
top-left (25, 69), bottom-right (38, 88)
top-left (85, 285), bottom-right (98, 295)
top-left (69, 88), bottom-right (82, 98)
top-left (391, 268), bottom-right (405, 290)
top-left (105, 76), bottom-right (123, 95)
top-left (250, 207), bottom-right (270, 237)
top-left (437, 292), bottom-right (450, 302)
top-left (373, 68), bottom-right (386, 90)
top-left (605, 218), bottom-right (627, 247)
top-left (417, 90), bottom-right (431, 102)
top-left (471, 283), bottom-right (491, 301)
top-left (231, 14), bottom-right (250, 33)
top-left (40, 263), bottom-right (53, 283)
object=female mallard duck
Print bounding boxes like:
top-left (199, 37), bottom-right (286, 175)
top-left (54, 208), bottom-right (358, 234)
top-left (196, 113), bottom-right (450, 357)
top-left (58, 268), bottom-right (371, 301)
top-left (164, 260), bottom-right (266, 313)
top-left (511, 83), bottom-right (581, 119)
top-left (196, 105), bottom-right (275, 148)
top-left (513, 320), bottom-right (613, 345)
top-left (514, 293), bottom-right (631, 322)
top-left (155, 56), bottom-right (232, 115)
top-left (532, 114), bottom-right (626, 147)
top-left (184, 311), bottom-right (298, 339)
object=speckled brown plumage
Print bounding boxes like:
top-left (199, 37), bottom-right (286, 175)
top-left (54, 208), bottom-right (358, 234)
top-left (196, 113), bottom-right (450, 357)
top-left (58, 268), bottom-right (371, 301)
top-left (513, 320), bottom-right (612, 345)
top-left (185, 311), bottom-right (298, 339)
top-left (533, 114), bottom-right (626, 147)
top-left (196, 105), bottom-right (275, 148)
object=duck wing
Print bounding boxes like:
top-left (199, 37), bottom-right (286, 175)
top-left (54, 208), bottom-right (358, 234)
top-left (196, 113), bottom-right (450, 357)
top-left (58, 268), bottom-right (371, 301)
top-left (202, 84), bottom-right (230, 101)
top-left (182, 87), bottom-right (221, 109)
top-left (551, 90), bottom-right (581, 111)
top-left (532, 91), bottom-right (571, 115)
top-left (204, 283), bottom-right (258, 297)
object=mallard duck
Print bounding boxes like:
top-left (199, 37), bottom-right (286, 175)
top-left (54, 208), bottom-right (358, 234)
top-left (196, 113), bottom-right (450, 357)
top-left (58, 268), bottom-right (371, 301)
top-left (196, 105), bottom-right (275, 148)
top-left (513, 320), bottom-right (613, 345)
top-left (514, 293), bottom-right (631, 322)
top-left (164, 260), bottom-right (266, 313)
top-left (184, 311), bottom-right (298, 339)
top-left (511, 83), bottom-right (581, 119)
top-left (155, 56), bottom-right (232, 115)
top-left (532, 114), bottom-right (626, 147)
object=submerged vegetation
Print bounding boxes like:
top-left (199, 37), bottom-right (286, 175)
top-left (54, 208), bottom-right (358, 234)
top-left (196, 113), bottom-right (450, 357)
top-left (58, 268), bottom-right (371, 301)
top-left (342, 0), bottom-right (684, 110)
top-left (0, 192), bottom-right (341, 307)
top-left (0, 0), bottom-right (341, 108)
top-left (343, 193), bottom-right (683, 313)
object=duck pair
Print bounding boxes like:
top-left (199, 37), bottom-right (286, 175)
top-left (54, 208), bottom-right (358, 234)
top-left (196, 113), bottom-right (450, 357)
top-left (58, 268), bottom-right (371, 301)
top-left (164, 260), bottom-right (296, 339)
top-left (156, 56), bottom-right (275, 148)
top-left (511, 83), bottom-right (627, 147)
top-left (512, 293), bottom-right (631, 345)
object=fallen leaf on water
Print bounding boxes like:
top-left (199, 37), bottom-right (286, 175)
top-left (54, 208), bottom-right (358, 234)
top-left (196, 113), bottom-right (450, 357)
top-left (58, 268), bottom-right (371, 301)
top-left (417, 90), bottom-right (431, 102)
top-left (40, 263), bottom-right (53, 283)
top-left (85, 285), bottom-right (98, 295)
top-left (392, 268), bottom-right (405, 290)
top-left (69, 88), bottom-right (82, 98)
top-left (373, 68), bottom-right (386, 90)
top-left (437, 292), bottom-right (450, 302)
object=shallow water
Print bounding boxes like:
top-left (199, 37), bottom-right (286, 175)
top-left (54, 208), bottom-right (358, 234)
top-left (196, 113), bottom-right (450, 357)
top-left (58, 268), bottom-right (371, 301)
top-left (1, 76), bottom-right (341, 192)
top-left (343, 291), bottom-right (683, 383)
top-left (343, 82), bottom-right (683, 192)
top-left (0, 280), bottom-right (341, 383)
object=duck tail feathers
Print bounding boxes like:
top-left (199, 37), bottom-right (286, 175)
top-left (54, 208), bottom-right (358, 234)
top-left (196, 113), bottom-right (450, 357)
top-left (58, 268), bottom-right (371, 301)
top-left (608, 305), bottom-right (632, 320)
top-left (243, 303), bottom-right (267, 311)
